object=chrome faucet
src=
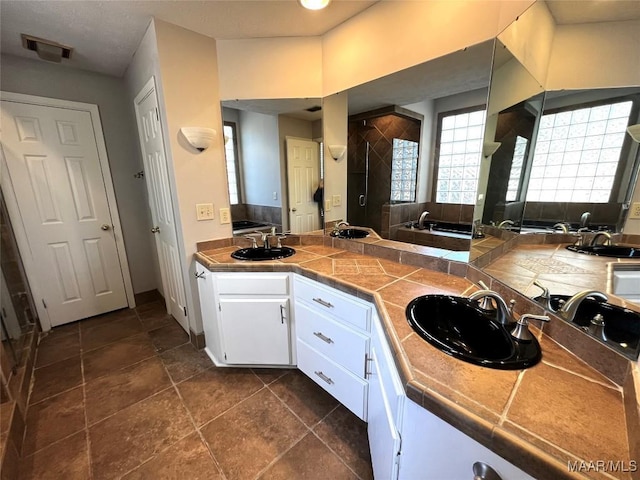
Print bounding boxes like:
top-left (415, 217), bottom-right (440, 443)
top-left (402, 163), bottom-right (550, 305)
top-left (553, 222), bottom-right (570, 233)
top-left (590, 231), bottom-right (612, 246)
top-left (468, 290), bottom-right (514, 325)
top-left (497, 219), bottom-right (514, 229)
top-left (336, 221), bottom-right (349, 229)
top-left (510, 313), bottom-right (550, 342)
top-left (417, 211), bottom-right (430, 230)
top-left (558, 290), bottom-right (608, 323)
top-left (580, 211), bottom-right (591, 229)
top-left (533, 280), bottom-right (553, 311)
top-left (253, 230), bottom-right (271, 248)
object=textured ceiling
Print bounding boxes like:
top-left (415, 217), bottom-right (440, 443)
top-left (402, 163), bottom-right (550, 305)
top-left (0, 0), bottom-right (376, 77)
top-left (545, 0), bottom-right (640, 25)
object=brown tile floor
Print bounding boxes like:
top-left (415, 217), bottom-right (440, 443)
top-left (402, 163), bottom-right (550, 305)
top-left (18, 298), bottom-right (373, 480)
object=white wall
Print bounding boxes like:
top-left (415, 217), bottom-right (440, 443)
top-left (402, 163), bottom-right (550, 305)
top-left (239, 110), bottom-right (281, 207)
top-left (323, 91), bottom-right (348, 224)
top-left (547, 20), bottom-right (640, 91)
top-left (321, 0), bottom-right (534, 97)
top-left (403, 99), bottom-right (435, 203)
top-left (151, 19), bottom-right (229, 335)
top-left (497, 0), bottom-right (554, 87)
top-left (217, 37), bottom-right (323, 100)
top-left (1, 54), bottom-right (157, 294)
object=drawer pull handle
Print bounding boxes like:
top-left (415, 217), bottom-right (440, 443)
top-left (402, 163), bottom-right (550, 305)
top-left (312, 297), bottom-right (334, 308)
top-left (313, 331), bottom-right (334, 344)
top-left (314, 370), bottom-right (334, 385)
top-left (280, 304), bottom-right (286, 324)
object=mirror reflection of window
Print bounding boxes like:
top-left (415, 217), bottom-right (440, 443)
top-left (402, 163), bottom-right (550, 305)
top-left (435, 108), bottom-right (486, 204)
top-left (390, 139), bottom-right (418, 202)
top-left (526, 100), bottom-right (633, 203)
top-left (223, 122), bottom-right (241, 205)
top-left (505, 135), bottom-right (528, 202)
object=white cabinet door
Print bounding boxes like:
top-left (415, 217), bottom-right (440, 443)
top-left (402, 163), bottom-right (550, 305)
top-left (219, 298), bottom-right (291, 365)
top-left (195, 265), bottom-right (219, 361)
top-left (400, 399), bottom-right (534, 480)
top-left (368, 345), bottom-right (401, 480)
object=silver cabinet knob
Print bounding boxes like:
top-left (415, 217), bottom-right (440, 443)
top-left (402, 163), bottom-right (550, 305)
top-left (473, 462), bottom-right (503, 480)
top-left (151, 226), bottom-right (160, 233)
top-left (101, 224), bottom-right (111, 231)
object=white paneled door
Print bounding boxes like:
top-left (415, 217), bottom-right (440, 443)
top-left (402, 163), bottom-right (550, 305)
top-left (286, 137), bottom-right (320, 233)
top-left (0, 99), bottom-right (129, 327)
top-left (134, 78), bottom-right (188, 332)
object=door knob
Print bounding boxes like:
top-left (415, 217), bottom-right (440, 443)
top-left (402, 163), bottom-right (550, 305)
top-left (291, 208), bottom-right (297, 212)
top-left (151, 226), bottom-right (160, 233)
top-left (101, 224), bottom-right (111, 231)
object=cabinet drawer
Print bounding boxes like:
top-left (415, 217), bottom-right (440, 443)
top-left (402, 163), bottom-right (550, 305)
top-left (297, 340), bottom-right (368, 420)
top-left (216, 273), bottom-right (289, 295)
top-left (294, 276), bottom-right (370, 331)
top-left (296, 302), bottom-right (369, 377)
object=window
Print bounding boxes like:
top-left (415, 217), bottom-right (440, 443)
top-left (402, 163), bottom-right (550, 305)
top-left (435, 109), bottom-right (486, 204)
top-left (391, 139), bottom-right (419, 202)
top-left (505, 136), bottom-right (528, 202)
top-left (526, 100), bottom-right (633, 203)
top-left (223, 122), bottom-right (241, 205)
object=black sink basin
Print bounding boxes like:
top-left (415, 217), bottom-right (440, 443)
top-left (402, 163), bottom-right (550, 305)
top-left (538, 294), bottom-right (640, 358)
top-left (406, 295), bottom-right (541, 369)
top-left (330, 228), bottom-right (369, 239)
top-left (566, 244), bottom-right (640, 258)
top-left (231, 246), bottom-right (296, 261)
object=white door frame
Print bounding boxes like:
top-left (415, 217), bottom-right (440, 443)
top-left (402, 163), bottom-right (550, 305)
top-left (0, 91), bottom-right (135, 331)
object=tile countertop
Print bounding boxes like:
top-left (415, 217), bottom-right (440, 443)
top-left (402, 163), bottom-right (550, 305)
top-left (195, 240), bottom-right (637, 480)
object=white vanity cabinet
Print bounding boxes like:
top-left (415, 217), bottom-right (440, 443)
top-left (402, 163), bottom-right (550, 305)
top-left (399, 400), bottom-right (534, 480)
top-left (293, 275), bottom-right (371, 420)
top-left (195, 266), bottom-right (293, 366)
top-left (368, 312), bottom-right (404, 480)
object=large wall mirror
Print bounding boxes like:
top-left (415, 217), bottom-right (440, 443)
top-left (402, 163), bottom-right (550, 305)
top-left (475, 0), bottom-right (640, 259)
top-left (336, 40), bottom-right (495, 255)
top-left (220, 98), bottom-right (324, 235)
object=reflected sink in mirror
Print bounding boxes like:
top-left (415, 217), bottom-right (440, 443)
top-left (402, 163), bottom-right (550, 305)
top-left (405, 295), bottom-right (542, 370)
top-left (566, 244), bottom-right (640, 258)
top-left (230, 246), bottom-right (296, 261)
top-left (330, 228), bottom-right (370, 239)
top-left (536, 294), bottom-right (640, 359)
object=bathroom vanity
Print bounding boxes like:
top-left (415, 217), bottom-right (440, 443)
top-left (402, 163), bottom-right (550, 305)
top-left (194, 238), bottom-right (633, 480)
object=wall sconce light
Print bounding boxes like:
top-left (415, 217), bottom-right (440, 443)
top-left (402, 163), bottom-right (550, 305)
top-left (482, 141), bottom-right (502, 158)
top-left (627, 124), bottom-right (640, 143)
top-left (180, 127), bottom-right (216, 152)
top-left (298, 0), bottom-right (331, 10)
top-left (328, 144), bottom-right (347, 161)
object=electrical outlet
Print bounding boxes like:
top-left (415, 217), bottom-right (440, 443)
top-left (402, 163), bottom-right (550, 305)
top-left (630, 202), bottom-right (640, 219)
top-left (324, 199), bottom-right (331, 212)
top-left (196, 203), bottom-right (214, 221)
top-left (219, 207), bottom-right (231, 224)
top-left (332, 194), bottom-right (342, 207)
top-left (272, 191), bottom-right (278, 200)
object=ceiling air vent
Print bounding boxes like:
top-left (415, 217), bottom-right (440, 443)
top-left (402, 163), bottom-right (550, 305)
top-left (21, 34), bottom-right (73, 63)
top-left (306, 105), bottom-right (322, 113)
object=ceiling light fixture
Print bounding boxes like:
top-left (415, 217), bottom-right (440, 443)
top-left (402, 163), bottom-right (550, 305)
top-left (298, 0), bottom-right (331, 10)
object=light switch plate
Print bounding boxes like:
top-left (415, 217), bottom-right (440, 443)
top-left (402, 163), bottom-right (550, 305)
top-left (630, 202), bottom-right (640, 219)
top-left (196, 203), bottom-right (214, 221)
top-left (219, 207), bottom-right (231, 224)
top-left (332, 195), bottom-right (342, 207)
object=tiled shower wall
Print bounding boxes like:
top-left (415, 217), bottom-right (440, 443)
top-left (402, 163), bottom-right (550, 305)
top-left (347, 112), bottom-right (421, 235)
